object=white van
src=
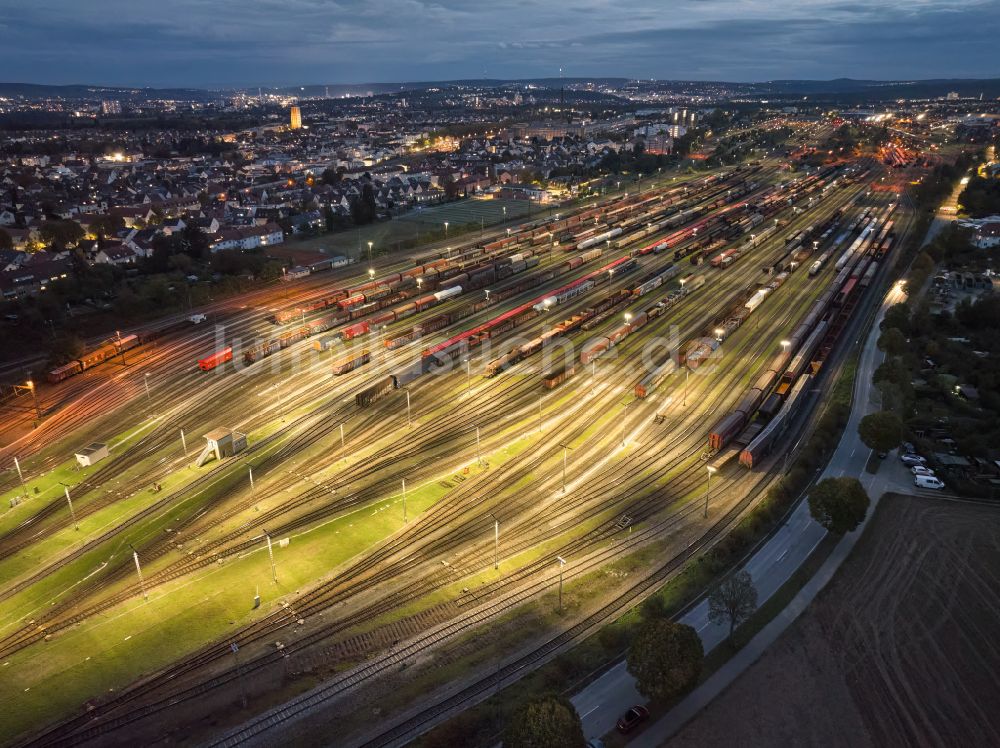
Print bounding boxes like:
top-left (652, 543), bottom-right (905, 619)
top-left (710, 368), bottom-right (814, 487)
top-left (914, 475), bottom-right (945, 490)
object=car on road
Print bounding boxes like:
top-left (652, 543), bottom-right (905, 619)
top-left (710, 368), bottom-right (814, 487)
top-left (616, 705), bottom-right (649, 734)
top-left (900, 453), bottom-right (927, 466)
top-left (586, 740), bottom-right (606, 748)
top-left (915, 474), bottom-right (945, 490)
top-left (912, 465), bottom-right (935, 477)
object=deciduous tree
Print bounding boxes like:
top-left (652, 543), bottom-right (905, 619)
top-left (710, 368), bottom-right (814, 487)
top-left (503, 695), bottom-right (585, 748)
top-left (859, 410), bottom-right (903, 453)
top-left (708, 570), bottom-right (758, 641)
top-left (808, 477), bottom-right (870, 535)
top-left (877, 327), bottom-right (907, 357)
top-left (626, 620), bottom-right (702, 701)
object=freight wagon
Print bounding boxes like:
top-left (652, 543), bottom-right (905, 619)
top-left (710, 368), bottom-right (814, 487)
top-left (355, 375), bottom-right (395, 407)
top-left (199, 347), bottom-right (233, 371)
top-left (332, 350), bottom-right (371, 376)
top-left (542, 365), bottom-right (576, 389)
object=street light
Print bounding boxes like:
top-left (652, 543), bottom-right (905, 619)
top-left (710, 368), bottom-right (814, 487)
top-left (485, 289), bottom-right (491, 302)
top-left (559, 443), bottom-right (572, 493)
top-left (556, 556), bottom-right (566, 612)
top-left (780, 339), bottom-right (791, 353)
top-left (368, 267), bottom-right (375, 280)
top-left (367, 240), bottom-right (373, 266)
top-left (704, 465), bottom-right (717, 517)
top-left (444, 221), bottom-right (449, 237)
top-left (624, 312), bottom-right (633, 324)
top-left (489, 512), bottom-right (500, 570)
top-left (715, 328), bottom-right (725, 341)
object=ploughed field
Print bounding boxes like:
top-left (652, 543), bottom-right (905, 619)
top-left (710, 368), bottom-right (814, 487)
top-left (669, 492), bottom-right (1000, 748)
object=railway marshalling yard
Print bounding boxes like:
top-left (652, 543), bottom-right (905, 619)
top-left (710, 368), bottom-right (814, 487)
top-left (0, 128), bottom-right (916, 747)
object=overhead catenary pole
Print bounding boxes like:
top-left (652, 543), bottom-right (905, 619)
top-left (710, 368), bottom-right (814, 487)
top-left (64, 486), bottom-right (78, 530)
top-left (143, 373), bottom-right (151, 405)
top-left (405, 389), bottom-right (412, 427)
top-left (180, 429), bottom-right (188, 456)
top-left (476, 425), bottom-right (482, 466)
top-left (494, 517), bottom-right (499, 570)
top-left (249, 466), bottom-right (257, 510)
top-left (402, 478), bottom-right (407, 523)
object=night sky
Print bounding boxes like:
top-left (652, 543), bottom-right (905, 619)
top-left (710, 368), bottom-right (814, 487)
top-left (0, 0), bottom-right (997, 88)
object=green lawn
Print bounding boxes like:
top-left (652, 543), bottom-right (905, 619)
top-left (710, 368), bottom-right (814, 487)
top-left (0, 470), bottom-right (452, 743)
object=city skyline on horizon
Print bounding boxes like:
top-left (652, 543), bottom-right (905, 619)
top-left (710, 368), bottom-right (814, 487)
top-left (0, 0), bottom-right (997, 89)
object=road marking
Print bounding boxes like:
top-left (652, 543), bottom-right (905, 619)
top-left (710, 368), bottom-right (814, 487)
top-left (581, 705), bottom-right (600, 718)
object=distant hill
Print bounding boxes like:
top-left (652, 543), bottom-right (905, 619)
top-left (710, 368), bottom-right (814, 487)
top-left (0, 82), bottom-right (215, 100)
top-left (752, 78), bottom-right (1000, 99)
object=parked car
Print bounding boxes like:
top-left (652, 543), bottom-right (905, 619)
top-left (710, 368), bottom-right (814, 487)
top-left (900, 453), bottom-right (927, 466)
top-left (616, 705), bottom-right (650, 734)
top-left (902, 441), bottom-right (915, 453)
top-left (586, 740), bottom-right (606, 748)
top-left (914, 474), bottom-right (945, 490)
top-left (912, 465), bottom-right (935, 476)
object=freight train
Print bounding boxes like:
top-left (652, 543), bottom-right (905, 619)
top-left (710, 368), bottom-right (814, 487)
top-left (47, 334), bottom-right (140, 383)
top-left (707, 201), bottom-right (895, 453)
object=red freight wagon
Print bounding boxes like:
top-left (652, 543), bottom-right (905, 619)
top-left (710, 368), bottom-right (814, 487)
top-left (199, 347), bottom-right (233, 371)
top-left (341, 321), bottom-right (370, 341)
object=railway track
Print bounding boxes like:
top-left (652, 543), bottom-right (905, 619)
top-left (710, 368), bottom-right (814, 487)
top-left (1, 161), bottom-right (892, 744)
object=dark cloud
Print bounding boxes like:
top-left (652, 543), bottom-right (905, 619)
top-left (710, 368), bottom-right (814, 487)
top-left (0, 0), bottom-right (995, 86)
